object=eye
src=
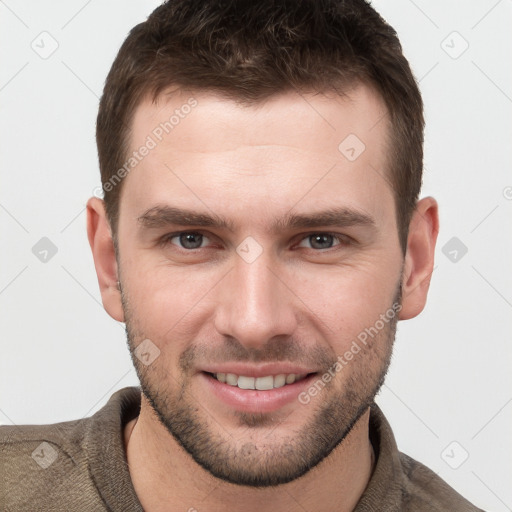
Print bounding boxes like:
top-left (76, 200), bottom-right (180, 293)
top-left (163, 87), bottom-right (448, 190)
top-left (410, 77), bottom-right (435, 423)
top-left (160, 231), bottom-right (351, 253)
top-left (164, 231), bottom-right (211, 250)
top-left (296, 233), bottom-right (347, 250)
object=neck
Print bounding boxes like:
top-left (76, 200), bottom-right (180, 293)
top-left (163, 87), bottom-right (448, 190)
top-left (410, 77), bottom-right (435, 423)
top-left (125, 398), bottom-right (375, 512)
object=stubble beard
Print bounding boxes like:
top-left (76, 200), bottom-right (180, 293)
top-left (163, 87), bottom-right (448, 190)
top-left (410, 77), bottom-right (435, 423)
top-left (122, 287), bottom-right (400, 487)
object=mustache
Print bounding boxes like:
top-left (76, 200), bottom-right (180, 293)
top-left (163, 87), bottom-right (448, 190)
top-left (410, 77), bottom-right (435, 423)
top-left (179, 337), bottom-right (337, 373)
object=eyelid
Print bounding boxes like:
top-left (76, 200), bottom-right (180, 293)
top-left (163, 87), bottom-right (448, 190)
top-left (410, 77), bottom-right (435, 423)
top-left (160, 230), bottom-right (353, 251)
top-left (160, 230), bottom-right (213, 249)
top-left (294, 232), bottom-right (352, 249)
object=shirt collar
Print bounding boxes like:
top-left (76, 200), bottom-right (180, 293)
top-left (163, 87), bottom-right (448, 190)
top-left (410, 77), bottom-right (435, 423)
top-left (85, 388), bottom-right (404, 511)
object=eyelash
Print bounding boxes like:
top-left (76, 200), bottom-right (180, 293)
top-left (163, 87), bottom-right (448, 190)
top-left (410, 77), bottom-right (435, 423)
top-left (160, 231), bottom-right (352, 252)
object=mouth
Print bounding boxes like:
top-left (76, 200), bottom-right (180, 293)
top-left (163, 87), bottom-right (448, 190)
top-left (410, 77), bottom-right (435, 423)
top-left (200, 369), bottom-right (319, 413)
top-left (207, 372), bottom-right (310, 390)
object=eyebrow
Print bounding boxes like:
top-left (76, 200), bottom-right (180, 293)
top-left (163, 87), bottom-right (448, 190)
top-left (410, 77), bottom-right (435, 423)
top-left (137, 205), bottom-right (375, 233)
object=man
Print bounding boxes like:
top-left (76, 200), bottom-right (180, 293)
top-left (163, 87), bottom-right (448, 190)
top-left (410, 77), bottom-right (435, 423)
top-left (0, 0), bottom-right (484, 510)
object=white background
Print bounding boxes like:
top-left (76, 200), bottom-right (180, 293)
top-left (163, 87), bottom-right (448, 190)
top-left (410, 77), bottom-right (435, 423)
top-left (1, 1), bottom-right (511, 510)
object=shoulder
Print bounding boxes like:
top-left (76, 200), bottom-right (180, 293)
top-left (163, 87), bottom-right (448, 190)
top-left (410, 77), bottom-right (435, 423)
top-left (0, 387), bottom-right (141, 511)
top-left (364, 403), bottom-right (485, 512)
top-left (0, 417), bottom-right (107, 511)
top-left (399, 452), bottom-right (485, 512)
top-left (0, 416), bottom-right (88, 471)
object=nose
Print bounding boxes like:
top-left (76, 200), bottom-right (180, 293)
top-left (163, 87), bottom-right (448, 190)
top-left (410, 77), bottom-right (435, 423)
top-left (213, 250), bottom-right (298, 350)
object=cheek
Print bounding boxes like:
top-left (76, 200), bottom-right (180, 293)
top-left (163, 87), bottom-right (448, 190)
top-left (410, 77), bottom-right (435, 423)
top-left (123, 262), bottom-right (219, 346)
top-left (122, 238), bottom-right (402, 359)
top-left (293, 262), bottom-right (400, 342)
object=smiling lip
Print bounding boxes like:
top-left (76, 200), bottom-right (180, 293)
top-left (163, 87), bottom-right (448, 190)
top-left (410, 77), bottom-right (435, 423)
top-left (199, 365), bottom-right (318, 413)
top-left (201, 363), bottom-right (318, 378)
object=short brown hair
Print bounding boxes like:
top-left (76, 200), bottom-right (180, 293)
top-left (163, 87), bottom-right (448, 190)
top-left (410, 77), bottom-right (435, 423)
top-left (96, 0), bottom-right (423, 252)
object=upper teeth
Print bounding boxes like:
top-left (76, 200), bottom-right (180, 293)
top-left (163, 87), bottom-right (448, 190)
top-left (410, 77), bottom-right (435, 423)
top-left (214, 373), bottom-right (306, 390)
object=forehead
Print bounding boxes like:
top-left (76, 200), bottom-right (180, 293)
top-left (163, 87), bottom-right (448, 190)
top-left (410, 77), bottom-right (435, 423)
top-left (131, 85), bottom-right (388, 154)
top-left (120, 85), bottom-right (394, 233)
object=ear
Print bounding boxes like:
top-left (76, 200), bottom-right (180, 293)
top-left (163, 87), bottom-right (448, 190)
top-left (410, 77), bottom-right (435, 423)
top-left (86, 197), bottom-right (124, 322)
top-left (399, 196), bottom-right (439, 320)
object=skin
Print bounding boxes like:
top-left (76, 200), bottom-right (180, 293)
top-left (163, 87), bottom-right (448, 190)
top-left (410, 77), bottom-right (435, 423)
top-left (87, 84), bottom-right (438, 512)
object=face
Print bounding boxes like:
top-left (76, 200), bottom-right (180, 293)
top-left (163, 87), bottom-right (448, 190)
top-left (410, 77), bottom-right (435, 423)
top-left (116, 85), bottom-right (404, 486)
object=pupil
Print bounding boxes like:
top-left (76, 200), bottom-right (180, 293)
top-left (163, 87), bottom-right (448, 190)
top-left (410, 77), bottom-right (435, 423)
top-left (180, 233), bottom-right (202, 249)
top-left (311, 234), bottom-right (332, 249)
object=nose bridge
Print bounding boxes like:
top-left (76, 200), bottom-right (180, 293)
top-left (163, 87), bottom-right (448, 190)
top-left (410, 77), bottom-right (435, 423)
top-left (214, 249), bottom-right (297, 348)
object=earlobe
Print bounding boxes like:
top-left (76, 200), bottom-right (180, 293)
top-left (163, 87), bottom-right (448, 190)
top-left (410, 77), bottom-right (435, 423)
top-left (86, 197), bottom-right (125, 322)
top-left (399, 197), bottom-right (439, 320)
